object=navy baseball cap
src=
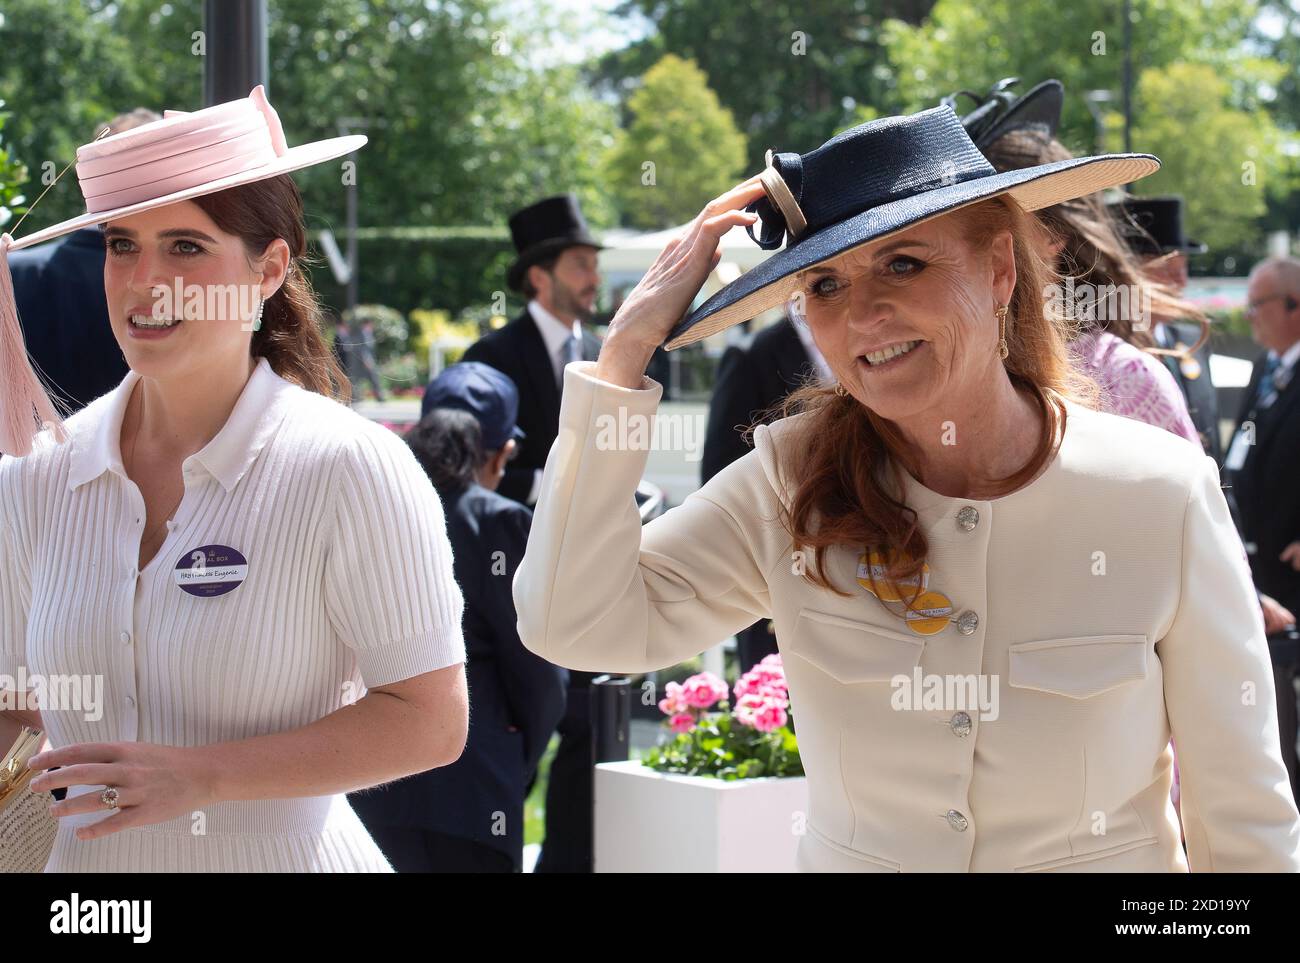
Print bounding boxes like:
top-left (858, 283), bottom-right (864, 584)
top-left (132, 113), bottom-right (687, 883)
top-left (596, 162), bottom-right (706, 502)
top-left (420, 362), bottom-right (526, 450)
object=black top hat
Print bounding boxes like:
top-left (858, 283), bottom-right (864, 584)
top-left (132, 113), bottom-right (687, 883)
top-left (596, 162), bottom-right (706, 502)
top-left (506, 193), bottom-right (603, 291)
top-left (943, 77), bottom-right (1064, 149)
top-left (664, 105), bottom-right (1158, 349)
top-left (1107, 195), bottom-right (1206, 256)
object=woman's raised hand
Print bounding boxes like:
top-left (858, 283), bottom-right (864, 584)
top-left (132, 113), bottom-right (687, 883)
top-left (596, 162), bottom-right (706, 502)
top-left (596, 176), bottom-right (767, 388)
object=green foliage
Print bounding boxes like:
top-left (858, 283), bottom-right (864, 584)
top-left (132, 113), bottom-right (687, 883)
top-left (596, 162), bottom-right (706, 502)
top-left (604, 54), bottom-right (747, 229)
top-left (596, 0), bottom-right (925, 168)
top-left (0, 102), bottom-right (28, 230)
top-left (642, 701), bottom-right (804, 781)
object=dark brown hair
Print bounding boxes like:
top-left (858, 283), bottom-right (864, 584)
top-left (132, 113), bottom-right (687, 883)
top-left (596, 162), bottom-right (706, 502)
top-left (776, 196), bottom-right (1094, 597)
top-left (192, 175), bottom-right (352, 402)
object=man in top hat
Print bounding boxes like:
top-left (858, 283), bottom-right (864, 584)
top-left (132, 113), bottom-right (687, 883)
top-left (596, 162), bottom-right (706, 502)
top-left (1109, 194), bottom-right (1222, 463)
top-left (463, 194), bottom-right (603, 507)
top-left (463, 193), bottom-right (603, 873)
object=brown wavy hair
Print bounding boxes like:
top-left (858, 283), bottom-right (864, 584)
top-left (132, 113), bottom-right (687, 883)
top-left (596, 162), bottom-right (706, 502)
top-left (774, 195), bottom-right (1095, 597)
top-left (983, 130), bottom-right (1208, 350)
top-left (192, 175), bottom-right (352, 402)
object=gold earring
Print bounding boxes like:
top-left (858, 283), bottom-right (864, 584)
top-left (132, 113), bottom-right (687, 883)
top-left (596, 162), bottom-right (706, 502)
top-left (995, 304), bottom-right (1009, 360)
top-left (834, 382), bottom-right (849, 398)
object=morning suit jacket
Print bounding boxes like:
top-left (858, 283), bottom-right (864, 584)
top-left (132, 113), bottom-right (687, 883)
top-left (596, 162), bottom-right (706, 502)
top-left (1155, 321), bottom-right (1222, 464)
top-left (1229, 352), bottom-right (1300, 613)
top-left (350, 482), bottom-right (567, 868)
top-left (462, 308), bottom-right (602, 505)
top-left (702, 318), bottom-right (816, 484)
top-left (7, 228), bottom-right (128, 411)
top-left (515, 362), bottom-right (1300, 872)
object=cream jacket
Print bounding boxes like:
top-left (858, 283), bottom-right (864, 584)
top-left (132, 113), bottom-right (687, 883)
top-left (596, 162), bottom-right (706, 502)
top-left (514, 362), bottom-right (1300, 872)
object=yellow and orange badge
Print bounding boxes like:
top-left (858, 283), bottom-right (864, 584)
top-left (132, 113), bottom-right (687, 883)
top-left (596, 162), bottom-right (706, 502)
top-left (857, 548), bottom-right (952, 636)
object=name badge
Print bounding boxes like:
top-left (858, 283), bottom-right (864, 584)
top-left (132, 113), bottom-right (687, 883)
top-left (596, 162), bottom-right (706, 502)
top-left (174, 544), bottom-right (248, 598)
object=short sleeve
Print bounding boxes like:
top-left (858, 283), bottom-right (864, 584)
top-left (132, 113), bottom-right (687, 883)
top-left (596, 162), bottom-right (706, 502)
top-left (324, 426), bottom-right (466, 687)
top-left (0, 461), bottom-right (30, 679)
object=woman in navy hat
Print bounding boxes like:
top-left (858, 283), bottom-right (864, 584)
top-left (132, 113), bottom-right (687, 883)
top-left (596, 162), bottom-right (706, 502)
top-left (350, 362), bottom-right (566, 872)
top-left (512, 105), bottom-right (1300, 872)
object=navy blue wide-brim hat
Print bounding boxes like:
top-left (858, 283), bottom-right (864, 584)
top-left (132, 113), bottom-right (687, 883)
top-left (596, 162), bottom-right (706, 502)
top-left (664, 104), bottom-right (1158, 350)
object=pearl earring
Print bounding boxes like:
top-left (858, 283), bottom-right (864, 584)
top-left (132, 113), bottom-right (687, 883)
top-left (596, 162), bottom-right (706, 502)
top-left (251, 295), bottom-right (264, 332)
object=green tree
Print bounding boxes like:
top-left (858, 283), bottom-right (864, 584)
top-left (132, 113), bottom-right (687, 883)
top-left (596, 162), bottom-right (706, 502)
top-left (595, 0), bottom-right (934, 172)
top-left (604, 54), bottom-right (747, 229)
top-left (1132, 62), bottom-right (1284, 251)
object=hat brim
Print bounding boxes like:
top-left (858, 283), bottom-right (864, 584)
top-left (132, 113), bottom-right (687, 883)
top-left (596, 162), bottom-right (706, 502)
top-left (506, 236), bottom-right (604, 291)
top-left (8, 134), bottom-right (368, 251)
top-left (665, 152), bottom-right (1159, 350)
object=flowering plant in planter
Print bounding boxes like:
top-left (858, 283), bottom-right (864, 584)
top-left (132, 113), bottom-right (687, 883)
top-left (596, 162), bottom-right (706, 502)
top-left (642, 655), bottom-right (803, 780)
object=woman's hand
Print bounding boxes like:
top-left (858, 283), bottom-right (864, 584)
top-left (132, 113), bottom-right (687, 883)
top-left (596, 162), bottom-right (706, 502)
top-left (26, 741), bottom-right (218, 841)
top-left (596, 176), bottom-right (767, 388)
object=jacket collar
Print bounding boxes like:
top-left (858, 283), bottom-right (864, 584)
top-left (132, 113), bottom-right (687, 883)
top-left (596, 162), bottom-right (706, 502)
top-left (67, 355), bottom-right (291, 494)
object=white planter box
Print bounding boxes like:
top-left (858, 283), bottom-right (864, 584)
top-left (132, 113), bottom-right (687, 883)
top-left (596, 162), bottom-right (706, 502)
top-left (594, 759), bottom-right (808, 873)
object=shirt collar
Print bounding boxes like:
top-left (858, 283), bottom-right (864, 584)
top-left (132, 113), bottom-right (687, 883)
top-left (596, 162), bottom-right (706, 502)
top-left (1272, 339), bottom-right (1300, 373)
top-left (67, 355), bottom-right (291, 494)
top-left (527, 299), bottom-right (580, 357)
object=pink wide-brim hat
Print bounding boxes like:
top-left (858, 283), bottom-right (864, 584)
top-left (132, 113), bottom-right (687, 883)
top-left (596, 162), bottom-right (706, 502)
top-left (0, 85), bottom-right (367, 456)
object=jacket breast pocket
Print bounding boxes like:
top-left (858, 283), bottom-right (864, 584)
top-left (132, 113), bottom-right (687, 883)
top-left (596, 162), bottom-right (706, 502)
top-left (788, 607), bottom-right (925, 684)
top-left (1007, 635), bottom-right (1148, 699)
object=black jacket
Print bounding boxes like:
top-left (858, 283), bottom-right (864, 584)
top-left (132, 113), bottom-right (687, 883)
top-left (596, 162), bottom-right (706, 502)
top-left (702, 318), bottom-right (816, 483)
top-left (1155, 321), bottom-right (1222, 464)
top-left (462, 308), bottom-right (601, 505)
top-left (349, 482), bottom-right (567, 868)
top-left (1229, 351), bottom-right (1300, 613)
top-left (8, 228), bottom-right (128, 411)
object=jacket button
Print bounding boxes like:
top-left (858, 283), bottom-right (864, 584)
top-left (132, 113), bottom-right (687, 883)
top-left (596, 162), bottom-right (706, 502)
top-left (955, 610), bottom-right (979, 635)
top-left (946, 810), bottom-right (969, 832)
top-left (949, 711), bottom-right (972, 736)
top-left (956, 506), bottom-right (979, 531)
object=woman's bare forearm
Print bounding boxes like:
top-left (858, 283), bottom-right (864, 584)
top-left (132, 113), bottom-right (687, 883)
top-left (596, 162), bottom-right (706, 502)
top-left (196, 679), bottom-right (467, 803)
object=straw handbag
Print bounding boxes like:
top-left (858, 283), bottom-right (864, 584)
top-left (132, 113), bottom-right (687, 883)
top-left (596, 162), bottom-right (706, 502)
top-left (0, 727), bottom-right (56, 873)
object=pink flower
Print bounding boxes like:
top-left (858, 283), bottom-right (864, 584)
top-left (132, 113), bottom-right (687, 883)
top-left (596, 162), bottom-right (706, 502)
top-left (733, 692), bottom-right (789, 732)
top-left (681, 672), bottom-right (728, 710)
top-left (658, 681), bottom-right (688, 716)
top-left (668, 712), bottom-right (696, 734)
top-left (734, 661), bottom-right (788, 702)
top-left (751, 699), bottom-right (788, 733)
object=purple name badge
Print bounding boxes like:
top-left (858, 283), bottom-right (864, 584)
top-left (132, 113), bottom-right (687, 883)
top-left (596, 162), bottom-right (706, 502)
top-left (173, 544), bottom-right (248, 598)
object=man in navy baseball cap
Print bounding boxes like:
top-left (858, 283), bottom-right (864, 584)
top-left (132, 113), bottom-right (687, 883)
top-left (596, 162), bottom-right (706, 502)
top-left (420, 361), bottom-right (527, 451)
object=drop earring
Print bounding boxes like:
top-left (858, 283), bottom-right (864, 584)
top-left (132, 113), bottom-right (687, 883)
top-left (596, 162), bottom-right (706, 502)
top-left (995, 304), bottom-right (1009, 360)
top-left (251, 295), bottom-right (264, 332)
top-left (834, 382), bottom-right (849, 398)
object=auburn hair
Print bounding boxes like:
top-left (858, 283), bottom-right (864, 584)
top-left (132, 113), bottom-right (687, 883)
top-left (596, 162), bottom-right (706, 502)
top-left (192, 175), bottom-right (352, 402)
top-left (773, 195), bottom-right (1096, 597)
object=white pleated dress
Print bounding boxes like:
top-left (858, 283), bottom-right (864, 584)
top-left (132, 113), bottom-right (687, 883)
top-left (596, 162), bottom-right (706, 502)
top-left (0, 356), bottom-right (466, 872)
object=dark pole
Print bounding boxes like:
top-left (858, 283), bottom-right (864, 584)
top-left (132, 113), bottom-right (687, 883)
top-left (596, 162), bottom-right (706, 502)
top-left (203, 0), bottom-right (268, 106)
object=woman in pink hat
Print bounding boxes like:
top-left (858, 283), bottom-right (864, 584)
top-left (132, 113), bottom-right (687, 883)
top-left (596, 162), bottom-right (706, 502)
top-left (0, 87), bottom-right (468, 872)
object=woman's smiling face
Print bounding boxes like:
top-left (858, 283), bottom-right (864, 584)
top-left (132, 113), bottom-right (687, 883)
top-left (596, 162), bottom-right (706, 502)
top-left (102, 199), bottom-right (287, 378)
top-left (798, 209), bottom-right (1017, 424)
